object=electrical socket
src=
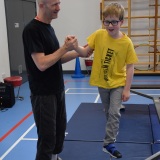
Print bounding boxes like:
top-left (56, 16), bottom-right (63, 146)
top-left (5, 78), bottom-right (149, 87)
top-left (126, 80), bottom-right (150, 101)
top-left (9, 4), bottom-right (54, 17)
top-left (2, 73), bottom-right (6, 79)
top-left (18, 65), bottom-right (22, 74)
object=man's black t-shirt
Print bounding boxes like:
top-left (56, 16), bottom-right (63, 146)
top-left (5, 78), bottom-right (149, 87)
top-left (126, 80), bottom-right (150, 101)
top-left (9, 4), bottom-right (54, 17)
top-left (23, 19), bottom-right (64, 95)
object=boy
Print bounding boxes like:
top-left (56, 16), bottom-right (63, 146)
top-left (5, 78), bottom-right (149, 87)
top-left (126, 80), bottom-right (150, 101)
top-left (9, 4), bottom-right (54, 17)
top-left (74, 2), bottom-right (138, 159)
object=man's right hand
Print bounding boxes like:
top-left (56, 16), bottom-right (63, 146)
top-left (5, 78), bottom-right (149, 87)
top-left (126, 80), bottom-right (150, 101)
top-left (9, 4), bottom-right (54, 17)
top-left (64, 35), bottom-right (77, 51)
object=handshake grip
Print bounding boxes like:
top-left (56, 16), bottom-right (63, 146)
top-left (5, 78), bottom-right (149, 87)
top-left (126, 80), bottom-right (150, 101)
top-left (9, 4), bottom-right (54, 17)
top-left (64, 35), bottom-right (77, 51)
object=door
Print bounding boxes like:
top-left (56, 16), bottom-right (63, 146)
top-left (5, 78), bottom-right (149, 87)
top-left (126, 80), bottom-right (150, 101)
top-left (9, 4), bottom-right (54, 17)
top-left (5, 0), bottom-right (36, 82)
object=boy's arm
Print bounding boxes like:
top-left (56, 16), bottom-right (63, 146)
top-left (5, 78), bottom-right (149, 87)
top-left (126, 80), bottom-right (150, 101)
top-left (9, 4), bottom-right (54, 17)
top-left (122, 64), bottom-right (134, 102)
top-left (66, 35), bottom-right (94, 58)
top-left (75, 45), bottom-right (94, 58)
top-left (61, 44), bottom-right (94, 64)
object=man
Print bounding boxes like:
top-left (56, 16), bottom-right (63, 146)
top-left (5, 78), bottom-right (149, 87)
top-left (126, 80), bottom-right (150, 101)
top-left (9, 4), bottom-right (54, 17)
top-left (22, 0), bottom-right (79, 160)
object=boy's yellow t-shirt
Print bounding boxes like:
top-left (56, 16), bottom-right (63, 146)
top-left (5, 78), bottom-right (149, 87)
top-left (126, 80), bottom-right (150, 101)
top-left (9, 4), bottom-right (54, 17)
top-left (87, 29), bottom-right (138, 89)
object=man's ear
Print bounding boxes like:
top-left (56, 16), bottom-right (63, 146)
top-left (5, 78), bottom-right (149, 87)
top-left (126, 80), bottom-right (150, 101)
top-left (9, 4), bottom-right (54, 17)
top-left (39, 3), bottom-right (44, 9)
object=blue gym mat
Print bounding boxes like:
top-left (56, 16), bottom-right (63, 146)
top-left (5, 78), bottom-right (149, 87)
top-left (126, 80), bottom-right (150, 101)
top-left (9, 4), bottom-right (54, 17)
top-left (65, 103), bottom-right (153, 143)
top-left (118, 104), bottom-right (153, 143)
top-left (149, 104), bottom-right (160, 143)
top-left (66, 103), bottom-right (105, 141)
top-left (60, 141), bottom-right (151, 160)
top-left (152, 143), bottom-right (160, 154)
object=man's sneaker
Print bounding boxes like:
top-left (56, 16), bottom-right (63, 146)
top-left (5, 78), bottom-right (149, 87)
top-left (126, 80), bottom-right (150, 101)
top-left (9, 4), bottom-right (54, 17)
top-left (57, 157), bottom-right (62, 160)
top-left (120, 104), bottom-right (125, 111)
top-left (103, 143), bottom-right (122, 159)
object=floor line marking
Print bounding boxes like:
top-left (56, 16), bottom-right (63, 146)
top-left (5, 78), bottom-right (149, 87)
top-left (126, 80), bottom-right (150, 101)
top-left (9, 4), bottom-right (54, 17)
top-left (0, 111), bottom-right (33, 142)
top-left (67, 88), bottom-right (160, 91)
top-left (66, 93), bottom-right (98, 94)
top-left (94, 94), bottom-right (100, 103)
top-left (68, 88), bottom-right (97, 90)
top-left (131, 94), bottom-right (160, 96)
top-left (66, 93), bottom-right (160, 96)
top-left (22, 138), bottom-right (38, 141)
top-left (0, 123), bottom-right (35, 160)
top-left (65, 79), bottom-right (160, 83)
top-left (65, 88), bottom-right (70, 93)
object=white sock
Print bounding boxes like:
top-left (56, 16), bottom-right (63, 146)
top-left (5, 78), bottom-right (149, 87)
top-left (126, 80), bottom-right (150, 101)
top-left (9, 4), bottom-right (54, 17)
top-left (51, 154), bottom-right (57, 160)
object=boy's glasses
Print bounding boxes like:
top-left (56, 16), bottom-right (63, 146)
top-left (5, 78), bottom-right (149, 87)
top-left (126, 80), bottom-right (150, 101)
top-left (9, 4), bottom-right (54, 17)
top-left (103, 20), bottom-right (120, 26)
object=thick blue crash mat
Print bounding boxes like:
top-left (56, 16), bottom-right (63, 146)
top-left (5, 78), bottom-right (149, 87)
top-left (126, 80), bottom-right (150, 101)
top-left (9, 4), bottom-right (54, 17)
top-left (65, 103), bottom-right (153, 143)
top-left (149, 104), bottom-right (160, 143)
top-left (60, 141), bottom-right (151, 160)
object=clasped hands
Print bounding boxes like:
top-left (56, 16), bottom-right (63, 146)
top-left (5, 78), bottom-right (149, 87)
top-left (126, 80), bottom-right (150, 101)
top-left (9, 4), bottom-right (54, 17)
top-left (64, 35), bottom-right (78, 51)
top-left (64, 35), bottom-right (93, 58)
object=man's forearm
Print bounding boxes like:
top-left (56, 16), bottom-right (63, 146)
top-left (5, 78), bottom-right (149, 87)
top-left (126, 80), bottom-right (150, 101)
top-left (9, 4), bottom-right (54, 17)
top-left (61, 51), bottom-right (79, 63)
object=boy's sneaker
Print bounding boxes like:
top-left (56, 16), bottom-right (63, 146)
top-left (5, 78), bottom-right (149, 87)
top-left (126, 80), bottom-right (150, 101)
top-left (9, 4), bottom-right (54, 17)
top-left (103, 143), bottom-right (122, 159)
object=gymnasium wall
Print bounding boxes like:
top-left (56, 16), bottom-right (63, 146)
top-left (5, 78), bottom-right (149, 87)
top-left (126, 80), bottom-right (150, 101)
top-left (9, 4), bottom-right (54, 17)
top-left (53, 0), bottom-right (101, 71)
top-left (0, 0), bottom-right (10, 82)
top-left (0, 0), bottom-right (159, 82)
